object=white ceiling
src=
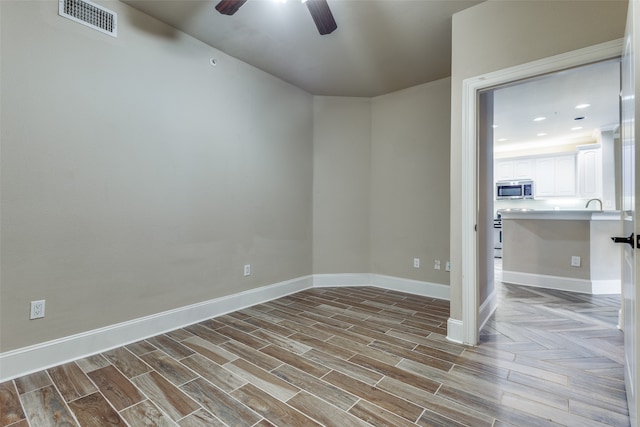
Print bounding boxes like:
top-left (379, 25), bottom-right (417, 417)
top-left (493, 60), bottom-right (621, 151)
top-left (122, 0), bottom-right (482, 97)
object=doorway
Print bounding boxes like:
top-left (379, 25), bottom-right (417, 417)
top-left (459, 39), bottom-right (623, 346)
top-left (489, 60), bottom-right (621, 297)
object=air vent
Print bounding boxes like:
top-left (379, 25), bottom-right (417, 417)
top-left (59, 0), bottom-right (117, 37)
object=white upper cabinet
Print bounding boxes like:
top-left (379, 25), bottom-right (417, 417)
top-left (577, 145), bottom-right (603, 199)
top-left (534, 154), bottom-right (576, 197)
top-left (495, 160), bottom-right (515, 181)
top-left (496, 154), bottom-right (577, 198)
top-left (496, 140), bottom-right (613, 202)
top-left (534, 157), bottom-right (555, 197)
top-left (513, 159), bottom-right (533, 179)
top-left (554, 155), bottom-right (577, 196)
top-left (495, 159), bottom-right (533, 181)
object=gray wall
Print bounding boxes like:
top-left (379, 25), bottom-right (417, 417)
top-left (1, 0), bottom-right (313, 352)
top-left (312, 97), bottom-right (372, 273)
top-left (2, 1), bottom-right (453, 354)
top-left (311, 79), bottom-right (452, 285)
top-left (502, 220), bottom-right (591, 279)
top-left (449, 0), bottom-right (628, 320)
top-left (370, 79), bottom-right (451, 283)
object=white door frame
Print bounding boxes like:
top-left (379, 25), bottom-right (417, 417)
top-left (460, 39), bottom-right (624, 346)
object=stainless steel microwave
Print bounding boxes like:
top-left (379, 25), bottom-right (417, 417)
top-left (496, 180), bottom-right (534, 199)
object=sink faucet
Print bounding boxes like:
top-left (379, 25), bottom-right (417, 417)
top-left (585, 198), bottom-right (603, 210)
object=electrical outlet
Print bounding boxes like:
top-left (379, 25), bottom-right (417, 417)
top-left (413, 258), bottom-right (420, 268)
top-left (445, 261), bottom-right (451, 272)
top-left (30, 300), bottom-right (45, 319)
top-left (244, 264), bottom-right (251, 276)
top-left (434, 260), bottom-right (441, 270)
top-left (571, 256), bottom-right (581, 267)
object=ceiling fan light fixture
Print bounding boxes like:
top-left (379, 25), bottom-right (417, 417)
top-left (215, 0), bottom-right (248, 15)
top-left (305, 0), bottom-right (337, 35)
top-left (214, 0), bottom-right (336, 35)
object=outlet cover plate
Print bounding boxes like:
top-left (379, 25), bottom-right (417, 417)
top-left (243, 264), bottom-right (251, 276)
top-left (571, 256), bottom-right (581, 267)
top-left (30, 300), bottom-right (45, 319)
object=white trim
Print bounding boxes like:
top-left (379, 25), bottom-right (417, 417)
top-left (0, 276), bottom-right (313, 382)
top-left (503, 270), bottom-right (589, 292)
top-left (502, 270), bottom-right (620, 294)
top-left (461, 39), bottom-right (624, 346)
top-left (0, 273), bottom-right (449, 382)
top-left (592, 279), bottom-right (622, 294)
top-left (461, 67), bottom-right (479, 346)
top-left (371, 274), bottom-right (450, 300)
top-left (479, 288), bottom-right (498, 330)
top-left (313, 273), bottom-right (374, 287)
top-left (446, 318), bottom-right (464, 344)
top-left (313, 273), bottom-right (450, 300)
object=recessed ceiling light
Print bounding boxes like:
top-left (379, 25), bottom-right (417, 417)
top-left (498, 138), bottom-right (508, 142)
top-left (575, 103), bottom-right (591, 109)
top-left (571, 126), bottom-right (583, 131)
top-left (492, 124), bottom-right (498, 129)
top-left (537, 133), bottom-right (548, 137)
top-left (533, 117), bottom-right (546, 122)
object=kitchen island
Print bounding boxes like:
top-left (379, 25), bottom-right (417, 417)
top-left (500, 210), bottom-right (621, 294)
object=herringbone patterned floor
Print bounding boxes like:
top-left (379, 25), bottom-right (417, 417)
top-left (477, 284), bottom-right (628, 426)
top-left (0, 283), bottom-right (630, 426)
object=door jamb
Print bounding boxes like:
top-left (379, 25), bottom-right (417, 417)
top-left (461, 39), bottom-right (624, 345)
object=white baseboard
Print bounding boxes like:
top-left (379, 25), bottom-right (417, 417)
top-left (446, 318), bottom-right (464, 344)
top-left (0, 276), bottom-right (313, 382)
top-left (479, 287), bottom-right (498, 330)
top-left (371, 274), bottom-right (450, 300)
top-left (592, 279), bottom-right (622, 295)
top-left (313, 273), bottom-right (374, 288)
top-left (502, 271), bottom-right (620, 295)
top-left (1, 273), bottom-right (450, 382)
top-left (313, 273), bottom-right (450, 301)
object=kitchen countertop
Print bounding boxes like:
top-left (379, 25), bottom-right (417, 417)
top-left (499, 210), bottom-right (621, 221)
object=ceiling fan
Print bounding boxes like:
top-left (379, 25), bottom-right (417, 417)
top-left (214, 0), bottom-right (337, 35)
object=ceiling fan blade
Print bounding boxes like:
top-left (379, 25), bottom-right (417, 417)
top-left (215, 0), bottom-right (248, 15)
top-left (305, 0), bottom-right (337, 35)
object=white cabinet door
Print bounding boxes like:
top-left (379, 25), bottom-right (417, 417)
top-left (577, 147), bottom-right (603, 198)
top-left (534, 157), bottom-right (555, 197)
top-left (555, 155), bottom-right (576, 196)
top-left (514, 159), bottom-right (533, 179)
top-left (495, 159), bottom-right (533, 181)
top-left (534, 154), bottom-right (576, 197)
top-left (495, 160), bottom-right (515, 181)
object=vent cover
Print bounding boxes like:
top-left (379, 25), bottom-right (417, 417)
top-left (59, 0), bottom-right (117, 37)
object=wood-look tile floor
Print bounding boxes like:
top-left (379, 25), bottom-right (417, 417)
top-left (0, 284), bottom-right (630, 426)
